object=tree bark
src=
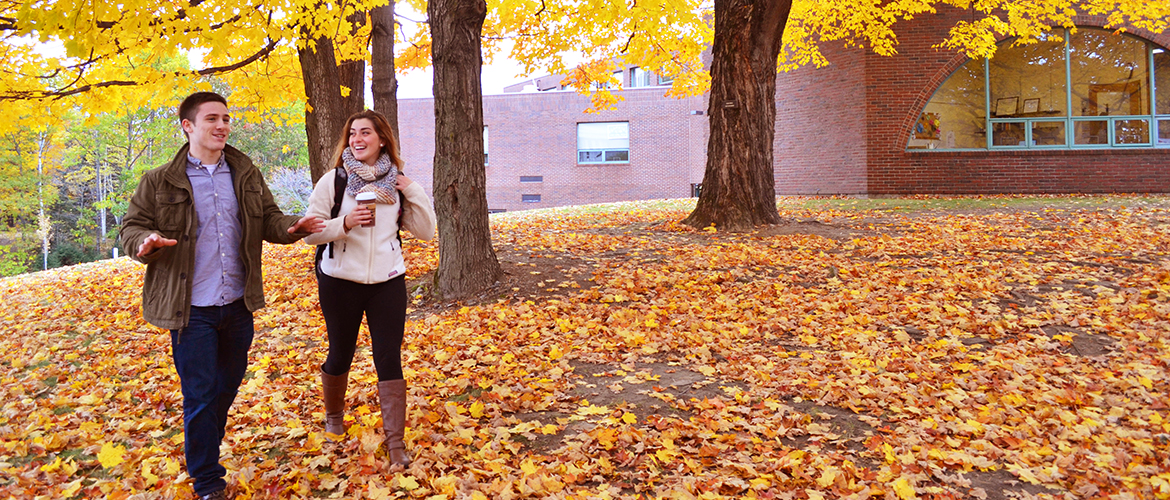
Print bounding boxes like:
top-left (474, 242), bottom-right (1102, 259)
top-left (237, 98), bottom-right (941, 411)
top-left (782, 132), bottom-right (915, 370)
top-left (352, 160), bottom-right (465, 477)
top-left (370, 2), bottom-right (400, 143)
top-left (299, 35), bottom-right (348, 184)
top-left (682, 0), bottom-right (792, 231)
top-left (428, 0), bottom-right (502, 300)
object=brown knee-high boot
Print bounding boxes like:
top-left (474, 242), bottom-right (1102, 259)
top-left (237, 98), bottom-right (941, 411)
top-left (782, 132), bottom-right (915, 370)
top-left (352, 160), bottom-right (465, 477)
top-left (320, 369), bottom-right (348, 439)
top-left (376, 379), bottom-right (411, 467)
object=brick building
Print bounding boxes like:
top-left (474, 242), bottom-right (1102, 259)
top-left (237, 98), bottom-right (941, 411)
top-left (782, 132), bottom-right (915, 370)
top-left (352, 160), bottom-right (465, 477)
top-left (397, 70), bottom-right (708, 213)
top-left (398, 7), bottom-right (1170, 209)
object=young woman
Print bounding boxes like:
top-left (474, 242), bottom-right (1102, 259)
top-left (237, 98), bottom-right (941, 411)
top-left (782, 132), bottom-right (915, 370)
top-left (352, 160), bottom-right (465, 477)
top-left (303, 110), bottom-right (436, 467)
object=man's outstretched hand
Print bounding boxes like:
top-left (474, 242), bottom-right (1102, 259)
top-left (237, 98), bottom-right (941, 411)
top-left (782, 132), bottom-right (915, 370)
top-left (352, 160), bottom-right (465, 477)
top-left (289, 215), bottom-right (325, 234)
top-left (137, 233), bottom-right (178, 257)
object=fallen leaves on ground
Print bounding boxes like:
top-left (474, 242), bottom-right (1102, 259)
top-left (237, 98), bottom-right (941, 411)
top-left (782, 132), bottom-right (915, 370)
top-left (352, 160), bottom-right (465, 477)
top-left (1, 196), bottom-right (1168, 499)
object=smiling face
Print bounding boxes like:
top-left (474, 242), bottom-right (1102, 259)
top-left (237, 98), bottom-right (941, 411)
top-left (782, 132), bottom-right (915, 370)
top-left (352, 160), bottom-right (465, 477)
top-left (348, 118), bottom-right (383, 165)
top-left (181, 101), bottom-right (231, 157)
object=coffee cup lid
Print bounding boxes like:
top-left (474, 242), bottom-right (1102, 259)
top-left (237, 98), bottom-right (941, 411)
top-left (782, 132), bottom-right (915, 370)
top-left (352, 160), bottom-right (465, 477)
top-left (355, 192), bottom-right (377, 201)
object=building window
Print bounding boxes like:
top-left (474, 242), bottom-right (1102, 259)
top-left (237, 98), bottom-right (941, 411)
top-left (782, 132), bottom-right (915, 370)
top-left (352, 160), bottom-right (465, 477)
top-left (577, 122), bottom-right (630, 163)
top-left (488, 208), bottom-right (507, 214)
top-left (657, 73), bottom-right (674, 86)
top-left (520, 176), bottom-right (543, 183)
top-left (630, 67), bottom-right (651, 87)
top-left (691, 183), bottom-right (702, 197)
top-left (483, 126), bottom-right (489, 165)
top-left (591, 70), bottom-right (624, 90)
top-left (910, 27), bottom-right (1169, 150)
top-left (521, 194), bottom-right (541, 203)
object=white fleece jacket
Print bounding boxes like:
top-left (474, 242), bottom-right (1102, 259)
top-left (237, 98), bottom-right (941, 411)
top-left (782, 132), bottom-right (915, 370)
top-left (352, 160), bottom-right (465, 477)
top-left (303, 169), bottom-right (437, 284)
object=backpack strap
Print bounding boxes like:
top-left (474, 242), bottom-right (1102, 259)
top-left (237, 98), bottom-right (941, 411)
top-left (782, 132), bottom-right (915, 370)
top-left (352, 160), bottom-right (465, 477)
top-left (314, 167), bottom-right (348, 272)
top-left (396, 189), bottom-right (405, 249)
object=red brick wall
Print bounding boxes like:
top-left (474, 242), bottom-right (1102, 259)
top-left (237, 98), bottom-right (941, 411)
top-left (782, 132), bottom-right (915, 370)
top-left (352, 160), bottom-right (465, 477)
top-left (397, 88), bottom-right (708, 212)
top-left (860, 7), bottom-right (1170, 194)
top-left (774, 41), bottom-right (869, 195)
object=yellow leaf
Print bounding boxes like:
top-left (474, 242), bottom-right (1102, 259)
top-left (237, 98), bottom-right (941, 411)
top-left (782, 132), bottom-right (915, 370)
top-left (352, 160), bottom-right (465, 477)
top-left (893, 478), bottom-right (917, 500)
top-left (40, 456), bottom-right (62, 473)
top-left (368, 485), bottom-right (392, 500)
top-left (397, 475), bottom-right (420, 490)
top-left (142, 460), bottom-right (159, 486)
top-left (816, 467), bottom-right (839, 487)
top-left (696, 366), bottom-right (716, 377)
top-left (549, 345), bottom-right (563, 360)
top-left (98, 442), bottom-right (126, 469)
top-left (521, 458), bottom-right (538, 476)
top-left (622, 412), bottom-right (636, 424)
top-left (61, 479), bottom-right (83, 497)
top-left (806, 490), bottom-right (826, 500)
top-left (470, 400), bottom-right (485, 418)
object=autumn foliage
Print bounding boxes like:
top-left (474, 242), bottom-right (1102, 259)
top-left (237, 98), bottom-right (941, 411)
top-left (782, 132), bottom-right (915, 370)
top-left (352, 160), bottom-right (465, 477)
top-left (2, 196), bottom-right (1169, 499)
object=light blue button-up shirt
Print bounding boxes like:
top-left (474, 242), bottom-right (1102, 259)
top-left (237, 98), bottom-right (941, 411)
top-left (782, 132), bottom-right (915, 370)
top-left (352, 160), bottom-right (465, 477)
top-left (186, 153), bottom-right (245, 307)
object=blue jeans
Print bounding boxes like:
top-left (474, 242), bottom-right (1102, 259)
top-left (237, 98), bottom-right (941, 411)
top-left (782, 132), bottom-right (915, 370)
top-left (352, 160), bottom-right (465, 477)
top-left (170, 300), bottom-right (254, 497)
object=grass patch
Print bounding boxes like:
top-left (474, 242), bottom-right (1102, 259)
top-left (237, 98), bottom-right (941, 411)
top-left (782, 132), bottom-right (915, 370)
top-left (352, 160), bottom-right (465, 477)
top-left (449, 386), bottom-right (486, 403)
top-left (779, 194), bottom-right (1170, 212)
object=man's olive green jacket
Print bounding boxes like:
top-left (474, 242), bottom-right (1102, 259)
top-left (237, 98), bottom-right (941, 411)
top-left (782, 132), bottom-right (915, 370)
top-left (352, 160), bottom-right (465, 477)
top-left (120, 144), bottom-right (307, 330)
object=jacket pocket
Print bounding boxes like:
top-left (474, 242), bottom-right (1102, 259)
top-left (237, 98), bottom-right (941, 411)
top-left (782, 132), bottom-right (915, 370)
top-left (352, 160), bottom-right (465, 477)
top-left (155, 190), bottom-right (189, 232)
top-left (243, 182), bottom-right (263, 219)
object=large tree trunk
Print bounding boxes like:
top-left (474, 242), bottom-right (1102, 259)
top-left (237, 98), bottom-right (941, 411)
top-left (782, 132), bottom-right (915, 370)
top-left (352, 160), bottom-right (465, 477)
top-left (682, 0), bottom-right (792, 231)
top-left (299, 35), bottom-right (349, 184)
top-left (370, 2), bottom-right (400, 142)
top-left (429, 0), bottom-right (502, 300)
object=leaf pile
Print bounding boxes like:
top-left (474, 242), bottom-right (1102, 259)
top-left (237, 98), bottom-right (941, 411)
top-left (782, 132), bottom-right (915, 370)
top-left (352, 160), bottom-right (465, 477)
top-left (2, 196), bottom-right (1169, 499)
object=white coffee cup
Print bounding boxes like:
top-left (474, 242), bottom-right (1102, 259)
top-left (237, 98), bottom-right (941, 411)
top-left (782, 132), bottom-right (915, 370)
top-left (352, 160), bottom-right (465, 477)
top-left (355, 192), bottom-right (377, 227)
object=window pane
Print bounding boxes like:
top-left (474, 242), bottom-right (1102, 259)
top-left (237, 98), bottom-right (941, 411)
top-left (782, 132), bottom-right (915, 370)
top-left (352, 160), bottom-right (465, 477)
top-left (630, 67), bottom-right (650, 87)
top-left (1115, 119), bottom-right (1150, 144)
top-left (604, 150), bottom-right (629, 162)
top-left (911, 57), bottom-right (986, 149)
top-left (578, 122), bottom-right (629, 150)
top-left (1071, 29), bottom-right (1150, 116)
top-left (992, 122), bottom-right (1026, 146)
top-left (521, 194), bottom-right (541, 203)
top-left (989, 31), bottom-right (1067, 118)
top-left (1074, 120), bottom-right (1109, 145)
top-left (1159, 119), bottom-right (1170, 145)
top-left (1031, 121), bottom-right (1066, 146)
top-left (519, 176), bottom-right (543, 183)
top-left (579, 150), bottom-right (603, 162)
top-left (1156, 50), bottom-right (1169, 114)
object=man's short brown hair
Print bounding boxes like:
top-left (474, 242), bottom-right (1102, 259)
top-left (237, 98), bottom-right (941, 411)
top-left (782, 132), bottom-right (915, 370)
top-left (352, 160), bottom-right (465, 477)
top-left (178, 92), bottom-right (228, 124)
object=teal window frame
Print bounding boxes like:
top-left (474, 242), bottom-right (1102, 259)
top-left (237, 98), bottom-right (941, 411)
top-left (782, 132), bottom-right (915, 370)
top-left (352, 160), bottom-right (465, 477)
top-left (915, 28), bottom-right (1168, 151)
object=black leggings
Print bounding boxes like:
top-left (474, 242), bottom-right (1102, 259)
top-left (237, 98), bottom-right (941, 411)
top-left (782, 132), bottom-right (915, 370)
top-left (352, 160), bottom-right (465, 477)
top-left (318, 273), bottom-right (407, 381)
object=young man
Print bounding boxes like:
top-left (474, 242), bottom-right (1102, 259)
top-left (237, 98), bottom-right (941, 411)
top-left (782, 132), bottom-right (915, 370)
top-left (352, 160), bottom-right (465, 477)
top-left (120, 92), bottom-right (324, 500)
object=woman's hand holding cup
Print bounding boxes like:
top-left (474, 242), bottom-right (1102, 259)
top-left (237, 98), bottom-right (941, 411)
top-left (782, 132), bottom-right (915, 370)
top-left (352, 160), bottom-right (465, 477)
top-left (344, 203), bottom-right (373, 231)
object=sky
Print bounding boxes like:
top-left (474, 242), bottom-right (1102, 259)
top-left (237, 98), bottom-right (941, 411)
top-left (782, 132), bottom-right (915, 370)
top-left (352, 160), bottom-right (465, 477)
top-left (394, 46), bottom-right (545, 100)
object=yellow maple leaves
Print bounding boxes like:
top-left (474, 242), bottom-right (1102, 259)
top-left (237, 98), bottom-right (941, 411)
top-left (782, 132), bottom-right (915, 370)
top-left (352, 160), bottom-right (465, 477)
top-left (98, 442), bottom-right (126, 469)
top-left (2, 196), bottom-right (1170, 498)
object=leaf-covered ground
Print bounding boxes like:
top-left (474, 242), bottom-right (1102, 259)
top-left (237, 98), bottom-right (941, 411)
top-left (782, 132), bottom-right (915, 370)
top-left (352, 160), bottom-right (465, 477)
top-left (2, 196), bottom-right (1169, 500)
